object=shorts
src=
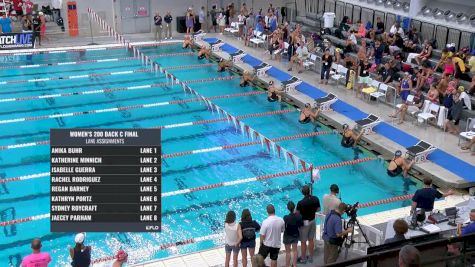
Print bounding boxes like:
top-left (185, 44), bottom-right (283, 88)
top-left (299, 220), bottom-right (316, 242)
top-left (258, 244), bottom-right (280, 261)
top-left (283, 235), bottom-right (299, 245)
top-left (447, 113), bottom-right (460, 125)
top-left (359, 76), bottom-right (370, 84)
top-left (225, 244), bottom-right (240, 253)
top-left (240, 240), bottom-right (256, 249)
top-left (400, 90), bottom-right (410, 101)
top-left (15, 9), bottom-right (23, 16)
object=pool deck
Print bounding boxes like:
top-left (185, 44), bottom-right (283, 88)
top-left (197, 33), bottom-right (475, 189)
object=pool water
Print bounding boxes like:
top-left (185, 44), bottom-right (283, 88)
top-left (0, 43), bottom-right (419, 266)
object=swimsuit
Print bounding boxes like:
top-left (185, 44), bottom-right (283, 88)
top-left (400, 79), bottom-right (410, 101)
top-left (267, 92), bottom-right (278, 102)
top-left (341, 133), bottom-right (355, 148)
top-left (387, 160), bottom-right (403, 177)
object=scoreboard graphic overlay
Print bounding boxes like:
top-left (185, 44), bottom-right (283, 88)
top-left (50, 129), bottom-right (161, 232)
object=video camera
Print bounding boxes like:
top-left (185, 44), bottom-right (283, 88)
top-left (345, 202), bottom-right (359, 220)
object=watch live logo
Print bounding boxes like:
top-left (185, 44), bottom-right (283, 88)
top-left (0, 33), bottom-right (36, 49)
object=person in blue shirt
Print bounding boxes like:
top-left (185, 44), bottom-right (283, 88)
top-left (322, 203), bottom-right (353, 264)
top-left (460, 209), bottom-right (475, 236)
top-left (0, 14), bottom-right (13, 33)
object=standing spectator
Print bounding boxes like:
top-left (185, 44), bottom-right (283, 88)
top-left (209, 5), bottom-right (217, 33)
top-left (39, 12), bottom-right (48, 44)
top-left (357, 57), bottom-right (372, 97)
top-left (21, 15), bottom-right (33, 32)
top-left (21, 239), bottom-right (52, 267)
top-left (385, 219), bottom-right (409, 243)
top-left (185, 10), bottom-right (194, 34)
top-left (198, 6), bottom-right (205, 32)
top-left (163, 11), bottom-right (172, 39)
top-left (218, 10), bottom-right (226, 34)
top-left (375, 16), bottom-right (384, 35)
top-left (323, 184), bottom-right (341, 215)
top-left (110, 250), bottom-right (128, 267)
top-left (269, 12), bottom-right (277, 33)
top-left (239, 209), bottom-right (260, 267)
top-left (0, 13), bottom-right (13, 33)
top-left (12, 0), bottom-right (24, 19)
top-left (322, 203), bottom-right (353, 264)
top-left (70, 233), bottom-right (91, 267)
top-left (296, 185), bottom-right (320, 264)
top-left (280, 6), bottom-right (287, 23)
top-left (398, 245), bottom-right (421, 267)
top-left (153, 12), bottom-right (162, 42)
top-left (258, 204), bottom-right (284, 267)
top-left (225, 5), bottom-right (231, 27)
top-left (24, 0), bottom-right (34, 15)
top-left (320, 49), bottom-right (333, 84)
top-left (372, 40), bottom-right (385, 66)
top-left (225, 211), bottom-right (242, 267)
top-left (32, 12), bottom-right (41, 44)
top-left (283, 201), bottom-right (303, 267)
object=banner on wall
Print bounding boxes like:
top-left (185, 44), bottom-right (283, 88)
top-left (0, 32), bottom-right (37, 50)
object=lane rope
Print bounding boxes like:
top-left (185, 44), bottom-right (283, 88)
top-left (0, 57), bottom-right (136, 70)
top-left (163, 63), bottom-right (214, 70)
top-left (149, 52), bottom-right (195, 58)
top-left (0, 90), bottom-right (263, 125)
top-left (2, 46), bottom-right (124, 57)
top-left (0, 109), bottom-right (293, 152)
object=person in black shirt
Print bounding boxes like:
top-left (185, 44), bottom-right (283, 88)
top-left (375, 16), bottom-right (384, 35)
top-left (378, 62), bottom-right (395, 84)
top-left (411, 178), bottom-right (453, 212)
top-left (70, 233), bottom-right (91, 267)
top-left (153, 12), bottom-right (163, 42)
top-left (239, 209), bottom-right (260, 267)
top-left (296, 185), bottom-right (320, 264)
top-left (384, 219), bottom-right (408, 244)
top-left (357, 57), bottom-right (371, 96)
top-left (283, 201), bottom-right (303, 267)
top-left (320, 49), bottom-right (333, 84)
top-left (163, 12), bottom-right (173, 39)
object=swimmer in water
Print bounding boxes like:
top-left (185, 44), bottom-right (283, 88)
top-left (340, 124), bottom-right (363, 148)
top-left (197, 46), bottom-right (211, 60)
top-left (240, 70), bottom-right (254, 87)
top-left (387, 150), bottom-right (415, 178)
top-left (217, 58), bottom-right (231, 72)
top-left (267, 80), bottom-right (283, 102)
top-left (298, 103), bottom-right (319, 124)
top-left (183, 35), bottom-right (193, 49)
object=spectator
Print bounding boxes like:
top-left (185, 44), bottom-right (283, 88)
top-left (21, 238), bottom-right (52, 267)
top-left (427, 83), bottom-right (440, 103)
top-left (442, 81), bottom-right (457, 108)
top-left (239, 209), bottom-right (260, 267)
top-left (415, 62), bottom-right (434, 90)
top-left (412, 178), bottom-right (454, 212)
top-left (442, 56), bottom-right (456, 77)
top-left (296, 185), bottom-right (320, 264)
top-left (39, 12), bottom-right (48, 44)
top-left (389, 22), bottom-right (404, 38)
top-left (24, 0), bottom-right (34, 15)
top-left (224, 210), bottom-right (242, 267)
top-left (288, 42), bottom-right (308, 73)
top-left (153, 12), bottom-right (163, 42)
top-left (12, 0), bottom-right (24, 19)
top-left (386, 150), bottom-right (415, 177)
top-left (398, 245), bottom-right (421, 267)
top-left (251, 254), bottom-right (265, 267)
top-left (110, 250), bottom-right (128, 267)
top-left (185, 10), bottom-right (194, 34)
top-left (470, 76), bottom-right (475, 95)
top-left (459, 209), bottom-right (475, 236)
top-left (0, 13), bottom-right (13, 33)
top-left (437, 74), bottom-right (449, 98)
top-left (163, 12), bottom-right (173, 39)
top-left (32, 12), bottom-right (41, 44)
top-left (378, 62), bottom-right (395, 85)
top-left (345, 30), bottom-right (357, 53)
top-left (461, 137), bottom-right (475, 151)
top-left (258, 204), bottom-right (284, 267)
top-left (415, 41), bottom-right (433, 65)
top-left (323, 203), bottom-right (352, 264)
top-left (445, 91), bottom-right (464, 134)
top-left (21, 15), bottom-right (33, 32)
top-left (240, 3), bottom-right (249, 17)
top-left (357, 57), bottom-right (371, 97)
top-left (323, 184), bottom-right (341, 215)
top-left (209, 5), bottom-right (218, 33)
top-left (268, 36), bottom-right (281, 60)
top-left (372, 40), bottom-right (385, 66)
top-left (218, 11), bottom-right (226, 34)
top-left (453, 54), bottom-right (468, 80)
top-left (433, 48), bottom-right (453, 72)
top-left (468, 50), bottom-right (475, 75)
top-left (407, 25), bottom-right (421, 44)
top-left (375, 16), bottom-right (384, 35)
top-left (198, 6), bottom-right (205, 32)
top-left (356, 20), bottom-right (366, 38)
top-left (357, 39), bottom-right (369, 62)
top-left (459, 86), bottom-right (472, 110)
top-left (320, 49), bottom-right (333, 84)
top-left (385, 219), bottom-right (409, 243)
top-left (283, 201), bottom-right (303, 267)
top-left (225, 5), bottom-right (231, 27)
top-left (244, 26), bottom-right (253, 46)
top-left (70, 233), bottom-right (91, 267)
top-left (391, 86), bottom-right (423, 126)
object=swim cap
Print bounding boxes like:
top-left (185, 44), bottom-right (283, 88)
top-left (395, 150), bottom-right (402, 157)
top-left (116, 250), bottom-right (128, 262)
top-left (458, 86), bottom-right (465, 92)
top-left (269, 80), bottom-right (274, 85)
top-left (74, 233), bottom-right (85, 244)
top-left (330, 184), bottom-right (339, 193)
top-left (342, 123), bottom-right (349, 130)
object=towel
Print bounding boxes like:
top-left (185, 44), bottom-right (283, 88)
top-left (437, 106), bottom-right (447, 128)
top-left (421, 100), bottom-right (431, 114)
top-left (461, 91), bottom-right (472, 110)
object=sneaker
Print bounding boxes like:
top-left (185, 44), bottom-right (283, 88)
top-left (296, 257), bottom-right (307, 264)
top-left (165, 37), bottom-right (168, 40)
top-left (307, 257), bottom-right (313, 264)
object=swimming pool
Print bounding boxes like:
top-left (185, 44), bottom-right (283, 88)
top-left (0, 43), bottom-right (419, 266)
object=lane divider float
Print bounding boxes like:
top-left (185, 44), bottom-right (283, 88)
top-left (163, 63), bottom-right (214, 70)
top-left (149, 52), bottom-right (195, 58)
top-left (0, 57), bottom-right (136, 70)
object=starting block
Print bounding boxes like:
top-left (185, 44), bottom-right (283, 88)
top-left (405, 140), bottom-right (436, 164)
top-left (314, 93), bottom-right (338, 111)
top-left (230, 50), bottom-right (246, 63)
top-left (254, 63), bottom-right (272, 78)
top-left (354, 114), bottom-right (381, 134)
top-left (282, 77), bottom-right (302, 94)
top-left (211, 40), bottom-right (224, 52)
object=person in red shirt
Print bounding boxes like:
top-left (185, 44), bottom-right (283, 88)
top-left (12, 0), bottom-right (24, 18)
top-left (21, 239), bottom-right (52, 267)
top-left (24, 0), bottom-right (34, 15)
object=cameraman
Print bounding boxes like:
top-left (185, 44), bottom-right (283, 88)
top-left (322, 203), bottom-right (353, 264)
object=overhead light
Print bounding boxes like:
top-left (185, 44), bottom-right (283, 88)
top-left (393, 1), bottom-right (402, 9)
top-left (444, 11), bottom-right (455, 21)
top-left (457, 13), bottom-right (468, 23)
top-left (385, 0), bottom-right (393, 7)
top-left (421, 6), bottom-right (432, 16)
top-left (403, 3), bottom-right (410, 11)
top-left (433, 8), bottom-right (444, 18)
top-left (367, 0), bottom-right (375, 3)
top-left (376, 0), bottom-right (385, 5)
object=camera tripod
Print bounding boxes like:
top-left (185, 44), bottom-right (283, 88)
top-left (342, 216), bottom-right (372, 259)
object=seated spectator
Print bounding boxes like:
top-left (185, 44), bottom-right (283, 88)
top-left (240, 70), bottom-right (254, 87)
top-left (244, 27), bottom-right (254, 46)
top-left (299, 103), bottom-right (319, 124)
top-left (375, 16), bottom-right (385, 35)
top-left (389, 33), bottom-right (404, 55)
top-left (459, 86), bottom-right (472, 110)
top-left (407, 25), bottom-right (422, 44)
top-left (334, 48), bottom-right (343, 65)
top-left (453, 55), bottom-right (469, 81)
top-left (445, 91), bottom-right (464, 134)
top-left (398, 245), bottom-right (421, 267)
top-left (433, 48), bottom-right (453, 72)
top-left (385, 219), bottom-right (409, 243)
top-left (268, 37), bottom-right (281, 60)
top-left (441, 56), bottom-right (456, 77)
top-left (396, 72), bottom-right (413, 101)
top-left (405, 40), bottom-right (426, 64)
top-left (267, 81), bottom-right (283, 102)
top-left (378, 62), bottom-right (395, 85)
top-left (389, 22), bottom-right (405, 38)
top-left (427, 83), bottom-right (440, 103)
top-left (288, 42), bottom-right (308, 73)
top-left (356, 20), bottom-right (366, 38)
top-left (402, 40), bottom-right (417, 61)
top-left (442, 81), bottom-right (457, 108)
top-left (345, 30), bottom-right (357, 53)
top-left (436, 74), bottom-right (449, 99)
top-left (468, 50), bottom-right (475, 76)
top-left (469, 76), bottom-right (475, 95)
top-left (415, 62), bottom-right (434, 91)
top-left (21, 239), bottom-right (52, 267)
top-left (390, 88), bottom-right (424, 125)
top-left (415, 41), bottom-right (432, 65)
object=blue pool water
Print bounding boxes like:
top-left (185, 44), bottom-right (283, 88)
top-left (0, 43), bottom-right (420, 266)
